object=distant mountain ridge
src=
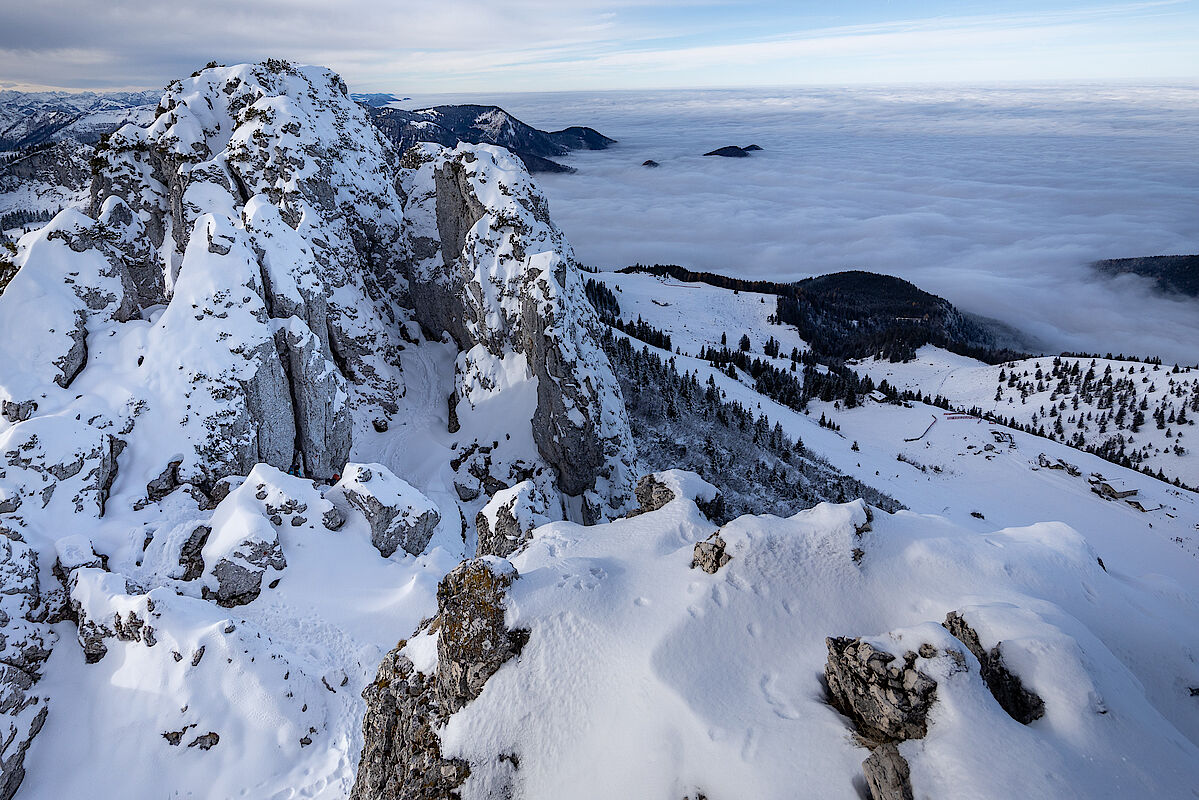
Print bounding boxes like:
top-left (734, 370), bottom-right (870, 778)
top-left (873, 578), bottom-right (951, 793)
top-left (350, 92), bottom-right (411, 107)
top-left (0, 89), bottom-right (158, 150)
top-left (365, 103), bottom-right (614, 173)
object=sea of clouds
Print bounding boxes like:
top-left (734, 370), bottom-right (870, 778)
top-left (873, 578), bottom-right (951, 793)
top-left (403, 84), bottom-right (1199, 364)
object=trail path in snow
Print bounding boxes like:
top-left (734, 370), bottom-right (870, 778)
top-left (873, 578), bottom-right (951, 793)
top-left (353, 337), bottom-right (471, 557)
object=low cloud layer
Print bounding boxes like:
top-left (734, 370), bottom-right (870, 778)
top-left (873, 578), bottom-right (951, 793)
top-left (415, 84), bottom-right (1198, 363)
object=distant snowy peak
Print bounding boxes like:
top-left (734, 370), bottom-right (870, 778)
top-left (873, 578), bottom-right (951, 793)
top-left (367, 103), bottom-right (614, 173)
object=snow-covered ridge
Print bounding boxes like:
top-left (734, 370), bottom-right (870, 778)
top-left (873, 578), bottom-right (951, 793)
top-left (0, 89), bottom-right (159, 151)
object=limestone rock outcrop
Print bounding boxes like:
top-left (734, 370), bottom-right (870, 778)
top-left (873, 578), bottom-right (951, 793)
top-left (400, 143), bottom-right (636, 520)
top-left (331, 464), bottom-right (440, 558)
top-left (691, 532), bottom-right (731, 574)
top-left (351, 558), bottom-right (525, 800)
top-left (632, 473), bottom-right (675, 515)
top-left (434, 559), bottom-right (527, 714)
top-left (862, 743), bottom-right (914, 800)
top-left (943, 611), bottom-right (1045, 724)
top-left (474, 478), bottom-right (557, 558)
top-left (0, 529), bottom-right (52, 800)
top-left (824, 637), bottom-right (938, 743)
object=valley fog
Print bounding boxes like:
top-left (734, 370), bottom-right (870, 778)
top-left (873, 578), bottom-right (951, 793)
top-left (403, 84), bottom-right (1199, 364)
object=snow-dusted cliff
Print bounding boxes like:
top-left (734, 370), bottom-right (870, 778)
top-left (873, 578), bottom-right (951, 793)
top-left (0, 61), bottom-right (635, 798)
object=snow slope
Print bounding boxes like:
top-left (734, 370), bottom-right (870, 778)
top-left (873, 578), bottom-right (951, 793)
top-left (598, 269), bottom-right (808, 361)
top-left (860, 346), bottom-right (1199, 487)
top-left (446, 480), bottom-right (1199, 799)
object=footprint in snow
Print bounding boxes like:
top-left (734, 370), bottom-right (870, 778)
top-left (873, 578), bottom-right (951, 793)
top-left (740, 726), bottom-right (759, 761)
top-left (760, 673), bottom-right (799, 720)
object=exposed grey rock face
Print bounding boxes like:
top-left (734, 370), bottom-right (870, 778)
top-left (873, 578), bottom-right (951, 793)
top-left (350, 649), bottom-right (470, 800)
top-left (272, 321), bottom-right (352, 480)
top-left (633, 474), bottom-right (675, 515)
top-left (862, 743), bottom-right (914, 800)
top-left (332, 464), bottom-right (440, 558)
top-left (187, 732), bottom-right (220, 750)
top-left (0, 529), bottom-right (52, 800)
top-left (824, 637), bottom-right (938, 743)
top-left (177, 525), bottom-right (210, 581)
top-left (400, 145), bottom-right (635, 520)
top-left (321, 505), bottom-right (345, 531)
top-left (0, 141), bottom-right (89, 193)
top-left (825, 637), bottom-right (945, 800)
top-left (943, 611), bottom-right (1045, 724)
top-left (203, 535), bottom-right (285, 608)
top-left (146, 458), bottom-right (183, 502)
top-left (691, 532), bottom-right (731, 574)
top-left (435, 559), bottom-right (527, 715)
top-left (351, 558), bottom-right (524, 800)
top-left (475, 478), bottom-right (556, 558)
top-left (0, 401), bottom-right (35, 424)
top-left (198, 498), bottom-right (286, 608)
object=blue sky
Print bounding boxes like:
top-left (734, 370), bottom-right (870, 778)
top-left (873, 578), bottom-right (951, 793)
top-left (0, 0), bottom-right (1195, 91)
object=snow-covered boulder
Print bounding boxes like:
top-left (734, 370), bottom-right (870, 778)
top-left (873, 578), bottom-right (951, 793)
top-left (67, 568), bottom-right (159, 662)
top-left (194, 465), bottom-right (312, 607)
top-left (474, 478), bottom-right (559, 558)
top-left (331, 463), bottom-right (440, 559)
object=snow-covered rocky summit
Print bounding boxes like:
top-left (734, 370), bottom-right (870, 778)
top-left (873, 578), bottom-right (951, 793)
top-left (3, 59), bottom-right (632, 508)
top-left (1, 59), bottom-right (1196, 800)
top-left (0, 60), bottom-right (634, 798)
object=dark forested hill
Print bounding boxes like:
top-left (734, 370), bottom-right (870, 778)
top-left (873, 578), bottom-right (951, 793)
top-left (620, 264), bottom-right (1026, 363)
top-left (1094, 255), bottom-right (1199, 298)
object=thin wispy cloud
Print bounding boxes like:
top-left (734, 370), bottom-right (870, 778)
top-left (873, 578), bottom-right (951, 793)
top-left (0, 1), bottom-right (1194, 91)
